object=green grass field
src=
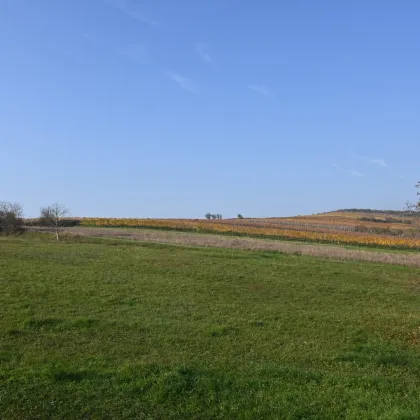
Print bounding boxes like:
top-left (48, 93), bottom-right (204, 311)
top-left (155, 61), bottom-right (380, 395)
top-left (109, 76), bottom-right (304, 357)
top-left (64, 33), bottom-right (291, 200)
top-left (1, 235), bottom-right (420, 419)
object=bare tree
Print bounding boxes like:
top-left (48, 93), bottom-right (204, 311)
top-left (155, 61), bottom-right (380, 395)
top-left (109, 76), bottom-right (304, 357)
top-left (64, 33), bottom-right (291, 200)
top-left (405, 181), bottom-right (420, 229)
top-left (40, 203), bottom-right (69, 240)
top-left (0, 201), bottom-right (24, 234)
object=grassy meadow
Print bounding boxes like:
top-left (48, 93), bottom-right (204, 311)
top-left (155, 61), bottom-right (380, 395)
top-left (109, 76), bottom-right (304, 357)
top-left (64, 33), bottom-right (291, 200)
top-left (2, 234), bottom-right (420, 419)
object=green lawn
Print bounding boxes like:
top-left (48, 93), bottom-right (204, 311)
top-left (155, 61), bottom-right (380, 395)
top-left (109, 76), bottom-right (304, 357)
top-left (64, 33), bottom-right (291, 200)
top-left (1, 235), bottom-right (420, 419)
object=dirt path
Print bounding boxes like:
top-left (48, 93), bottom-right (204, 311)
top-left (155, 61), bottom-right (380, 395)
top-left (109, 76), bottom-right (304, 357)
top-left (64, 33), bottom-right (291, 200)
top-left (45, 227), bottom-right (420, 267)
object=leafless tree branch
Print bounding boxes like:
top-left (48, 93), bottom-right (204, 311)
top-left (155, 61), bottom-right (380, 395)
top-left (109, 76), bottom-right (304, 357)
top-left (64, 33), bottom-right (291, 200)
top-left (40, 203), bottom-right (69, 240)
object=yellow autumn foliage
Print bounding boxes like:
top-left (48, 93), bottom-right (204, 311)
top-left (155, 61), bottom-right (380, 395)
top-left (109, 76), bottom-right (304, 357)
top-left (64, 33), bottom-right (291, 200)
top-left (79, 218), bottom-right (420, 250)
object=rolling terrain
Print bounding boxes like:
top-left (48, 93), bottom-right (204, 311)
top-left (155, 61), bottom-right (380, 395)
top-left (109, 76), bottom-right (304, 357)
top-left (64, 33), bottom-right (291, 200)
top-left (30, 209), bottom-right (418, 251)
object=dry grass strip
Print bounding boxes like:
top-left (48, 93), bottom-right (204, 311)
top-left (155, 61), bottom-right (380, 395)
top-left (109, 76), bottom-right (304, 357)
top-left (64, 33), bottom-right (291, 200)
top-left (53, 227), bottom-right (420, 268)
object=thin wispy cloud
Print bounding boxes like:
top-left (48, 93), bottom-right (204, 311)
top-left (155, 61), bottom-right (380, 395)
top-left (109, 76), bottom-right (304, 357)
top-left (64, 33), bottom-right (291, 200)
top-left (167, 71), bottom-right (198, 94)
top-left (370, 158), bottom-right (388, 168)
top-left (195, 42), bottom-right (212, 64)
top-left (106, 0), bottom-right (158, 26)
top-left (121, 44), bottom-right (148, 63)
top-left (349, 149), bottom-right (388, 168)
top-left (333, 164), bottom-right (363, 177)
top-left (249, 85), bottom-right (272, 97)
top-left (349, 170), bottom-right (363, 177)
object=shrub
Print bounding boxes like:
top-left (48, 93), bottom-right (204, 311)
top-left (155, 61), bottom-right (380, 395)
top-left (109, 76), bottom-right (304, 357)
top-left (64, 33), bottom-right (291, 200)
top-left (0, 201), bottom-right (25, 234)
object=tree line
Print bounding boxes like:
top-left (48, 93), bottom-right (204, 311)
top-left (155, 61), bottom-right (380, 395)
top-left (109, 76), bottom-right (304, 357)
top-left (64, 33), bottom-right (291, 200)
top-left (204, 213), bottom-right (244, 220)
top-left (205, 213), bottom-right (223, 220)
top-left (2, 182), bottom-right (419, 238)
top-left (0, 202), bottom-right (68, 240)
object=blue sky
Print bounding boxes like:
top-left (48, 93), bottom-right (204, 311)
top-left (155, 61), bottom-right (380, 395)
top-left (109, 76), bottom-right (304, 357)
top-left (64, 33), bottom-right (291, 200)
top-left (1, 0), bottom-right (419, 218)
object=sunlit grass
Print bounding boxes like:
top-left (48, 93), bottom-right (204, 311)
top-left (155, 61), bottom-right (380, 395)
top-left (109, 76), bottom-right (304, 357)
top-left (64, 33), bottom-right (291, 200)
top-left (1, 235), bottom-right (420, 419)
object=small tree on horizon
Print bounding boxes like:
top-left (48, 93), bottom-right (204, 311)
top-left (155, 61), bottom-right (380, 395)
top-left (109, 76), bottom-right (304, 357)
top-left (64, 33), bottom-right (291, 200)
top-left (405, 181), bottom-right (420, 229)
top-left (237, 214), bottom-right (244, 219)
top-left (40, 203), bottom-right (69, 240)
top-left (205, 213), bottom-right (223, 220)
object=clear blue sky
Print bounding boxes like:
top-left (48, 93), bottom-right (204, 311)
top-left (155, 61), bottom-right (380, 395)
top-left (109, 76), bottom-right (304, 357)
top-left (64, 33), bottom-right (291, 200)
top-left (1, 0), bottom-right (419, 218)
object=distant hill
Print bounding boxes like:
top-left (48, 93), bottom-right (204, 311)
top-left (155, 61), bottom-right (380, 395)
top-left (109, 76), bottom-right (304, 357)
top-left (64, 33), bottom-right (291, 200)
top-left (270, 210), bottom-right (415, 234)
top-left (333, 209), bottom-right (414, 217)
